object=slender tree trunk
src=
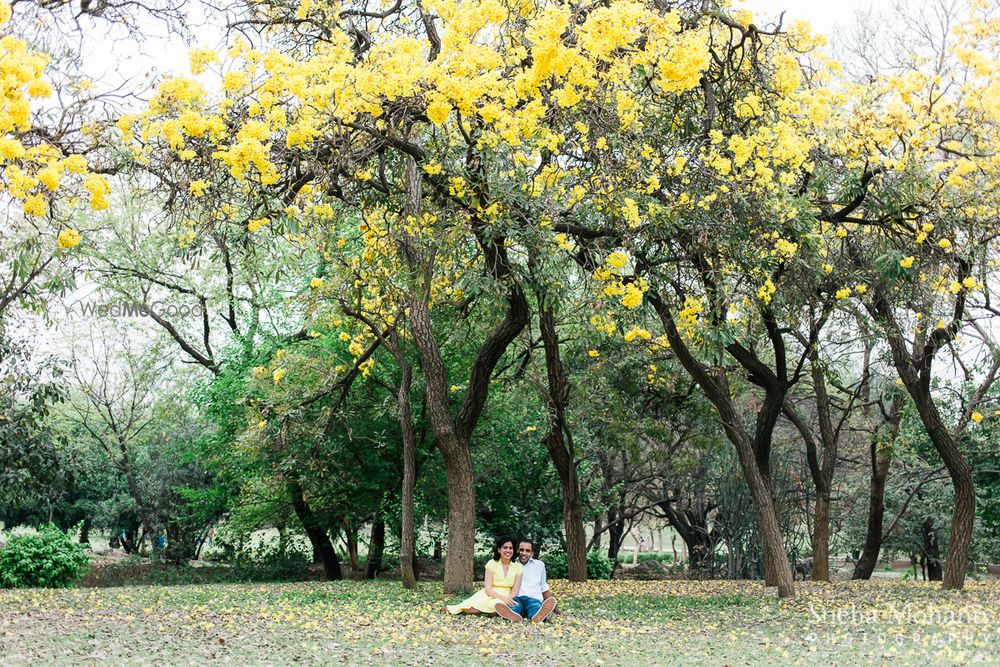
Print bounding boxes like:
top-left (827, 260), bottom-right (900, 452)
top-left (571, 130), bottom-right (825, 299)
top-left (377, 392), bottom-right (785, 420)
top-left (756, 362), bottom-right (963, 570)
top-left (120, 445), bottom-right (154, 549)
top-left (538, 303), bottom-right (587, 581)
top-left (366, 519), bottom-right (385, 579)
top-left (398, 148), bottom-right (529, 593)
top-left (860, 266), bottom-right (982, 590)
top-left (346, 525), bottom-right (359, 572)
top-left (286, 479), bottom-right (342, 580)
top-left (396, 352), bottom-right (418, 589)
top-left (921, 518), bottom-right (943, 582)
top-left (607, 507), bottom-right (623, 561)
top-left (854, 395), bottom-right (903, 579)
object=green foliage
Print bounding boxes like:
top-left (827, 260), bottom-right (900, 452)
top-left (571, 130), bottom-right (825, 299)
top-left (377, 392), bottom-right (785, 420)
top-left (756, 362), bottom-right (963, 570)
top-left (543, 550), bottom-right (613, 580)
top-left (0, 524), bottom-right (90, 588)
top-left (231, 542), bottom-right (313, 582)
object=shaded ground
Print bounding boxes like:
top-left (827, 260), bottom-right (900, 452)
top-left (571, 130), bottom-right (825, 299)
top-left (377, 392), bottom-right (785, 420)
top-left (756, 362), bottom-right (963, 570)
top-left (1, 579), bottom-right (997, 665)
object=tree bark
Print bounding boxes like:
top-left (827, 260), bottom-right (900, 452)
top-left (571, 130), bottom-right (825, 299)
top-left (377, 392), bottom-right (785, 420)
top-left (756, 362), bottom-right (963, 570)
top-left (856, 244), bottom-right (983, 590)
top-left (366, 519), bottom-right (385, 579)
top-left (649, 293), bottom-right (796, 598)
top-left (921, 518), bottom-right (943, 582)
top-left (286, 479), bottom-right (342, 581)
top-left (79, 517), bottom-right (91, 545)
top-left (397, 152), bottom-right (529, 593)
top-left (538, 303), bottom-right (587, 581)
top-left (854, 396), bottom-right (902, 580)
top-left (346, 525), bottom-right (359, 572)
top-left (394, 342), bottom-right (418, 589)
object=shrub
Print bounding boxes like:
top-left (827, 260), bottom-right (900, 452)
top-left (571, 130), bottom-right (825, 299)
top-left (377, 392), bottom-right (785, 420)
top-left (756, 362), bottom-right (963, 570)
top-left (0, 524), bottom-right (91, 588)
top-left (543, 549), bottom-right (613, 580)
top-left (231, 542), bottom-right (312, 582)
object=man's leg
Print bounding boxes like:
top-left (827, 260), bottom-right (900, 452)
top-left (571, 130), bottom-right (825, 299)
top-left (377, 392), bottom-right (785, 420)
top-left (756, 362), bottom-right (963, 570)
top-left (515, 596), bottom-right (542, 619)
top-left (495, 599), bottom-right (523, 622)
top-left (531, 596), bottom-right (556, 623)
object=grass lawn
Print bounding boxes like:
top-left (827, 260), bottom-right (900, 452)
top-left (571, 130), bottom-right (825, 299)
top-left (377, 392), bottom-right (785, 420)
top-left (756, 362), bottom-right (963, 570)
top-left (1, 579), bottom-right (997, 665)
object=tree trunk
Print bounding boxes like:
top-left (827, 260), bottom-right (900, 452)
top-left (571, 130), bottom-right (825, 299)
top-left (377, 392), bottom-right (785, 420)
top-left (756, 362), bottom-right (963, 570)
top-left (742, 453), bottom-right (795, 598)
top-left (385, 332), bottom-right (418, 589)
top-left (922, 518), bottom-right (943, 582)
top-left (860, 268), bottom-right (981, 590)
top-left (366, 519), bottom-right (385, 579)
top-left (607, 506), bottom-right (624, 561)
top-left (854, 442), bottom-right (891, 579)
top-left (79, 517), bottom-right (91, 544)
top-left (811, 494), bottom-right (830, 582)
top-left (398, 148), bottom-right (529, 593)
top-left (398, 360), bottom-right (418, 589)
top-left (649, 293), bottom-right (796, 598)
top-left (439, 439), bottom-right (476, 593)
top-left (346, 525), bottom-right (359, 572)
top-left (538, 303), bottom-right (587, 581)
top-left (657, 496), bottom-right (716, 572)
top-left (592, 515), bottom-right (603, 551)
top-left (286, 479), bottom-right (342, 580)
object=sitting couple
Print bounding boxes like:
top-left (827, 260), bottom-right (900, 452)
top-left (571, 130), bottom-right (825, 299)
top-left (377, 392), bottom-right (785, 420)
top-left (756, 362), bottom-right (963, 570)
top-left (445, 536), bottom-right (557, 623)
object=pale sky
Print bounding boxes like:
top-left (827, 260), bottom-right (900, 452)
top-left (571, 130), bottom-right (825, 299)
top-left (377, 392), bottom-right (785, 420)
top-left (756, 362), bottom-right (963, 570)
top-left (76, 1), bottom-right (900, 90)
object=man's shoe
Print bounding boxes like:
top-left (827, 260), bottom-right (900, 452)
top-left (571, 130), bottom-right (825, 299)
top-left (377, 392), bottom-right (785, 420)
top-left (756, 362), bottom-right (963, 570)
top-left (531, 597), bottom-right (556, 623)
top-left (495, 602), bottom-right (523, 622)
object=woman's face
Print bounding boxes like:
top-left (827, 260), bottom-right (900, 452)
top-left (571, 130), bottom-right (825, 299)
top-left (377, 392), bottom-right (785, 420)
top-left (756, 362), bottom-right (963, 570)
top-left (498, 541), bottom-right (514, 560)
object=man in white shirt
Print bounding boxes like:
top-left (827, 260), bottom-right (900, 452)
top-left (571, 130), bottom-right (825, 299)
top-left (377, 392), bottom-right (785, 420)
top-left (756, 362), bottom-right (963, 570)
top-left (510, 539), bottom-right (557, 622)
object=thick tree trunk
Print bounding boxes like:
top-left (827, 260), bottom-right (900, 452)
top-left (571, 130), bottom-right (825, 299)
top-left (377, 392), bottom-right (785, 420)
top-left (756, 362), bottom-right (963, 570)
top-left (742, 454), bottom-right (794, 597)
top-left (649, 293), bottom-right (796, 598)
top-left (398, 152), bottom-right (528, 593)
top-left (286, 479), bottom-right (342, 581)
top-left (79, 517), bottom-right (91, 544)
top-left (811, 494), bottom-right (830, 582)
top-left (538, 303), bottom-right (587, 581)
top-left (439, 440), bottom-right (476, 593)
top-left (860, 266), bottom-right (982, 590)
top-left (366, 519), bottom-right (385, 579)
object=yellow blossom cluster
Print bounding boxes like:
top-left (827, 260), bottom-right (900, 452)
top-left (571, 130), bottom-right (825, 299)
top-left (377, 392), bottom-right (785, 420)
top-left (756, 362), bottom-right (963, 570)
top-left (0, 1), bottom-right (109, 233)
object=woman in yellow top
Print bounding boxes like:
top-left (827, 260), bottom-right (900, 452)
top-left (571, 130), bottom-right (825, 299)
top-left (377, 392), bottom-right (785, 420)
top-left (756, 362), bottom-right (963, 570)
top-left (446, 536), bottom-right (525, 621)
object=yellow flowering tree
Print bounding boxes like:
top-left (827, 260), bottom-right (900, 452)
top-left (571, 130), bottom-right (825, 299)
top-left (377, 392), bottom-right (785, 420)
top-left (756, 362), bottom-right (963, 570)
top-left (123, 0), bottom-right (791, 593)
top-left (805, 2), bottom-right (1000, 590)
top-left (0, 1), bottom-right (111, 319)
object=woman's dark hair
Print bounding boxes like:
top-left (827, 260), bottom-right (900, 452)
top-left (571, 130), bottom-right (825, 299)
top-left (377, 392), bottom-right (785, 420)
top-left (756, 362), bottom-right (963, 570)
top-left (492, 535), bottom-right (515, 561)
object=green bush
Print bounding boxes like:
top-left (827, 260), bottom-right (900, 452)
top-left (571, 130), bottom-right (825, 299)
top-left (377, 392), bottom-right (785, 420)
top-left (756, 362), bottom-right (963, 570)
top-left (636, 552), bottom-right (674, 564)
top-left (0, 524), bottom-right (91, 588)
top-left (231, 542), bottom-right (313, 582)
top-left (543, 549), bottom-right (613, 580)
